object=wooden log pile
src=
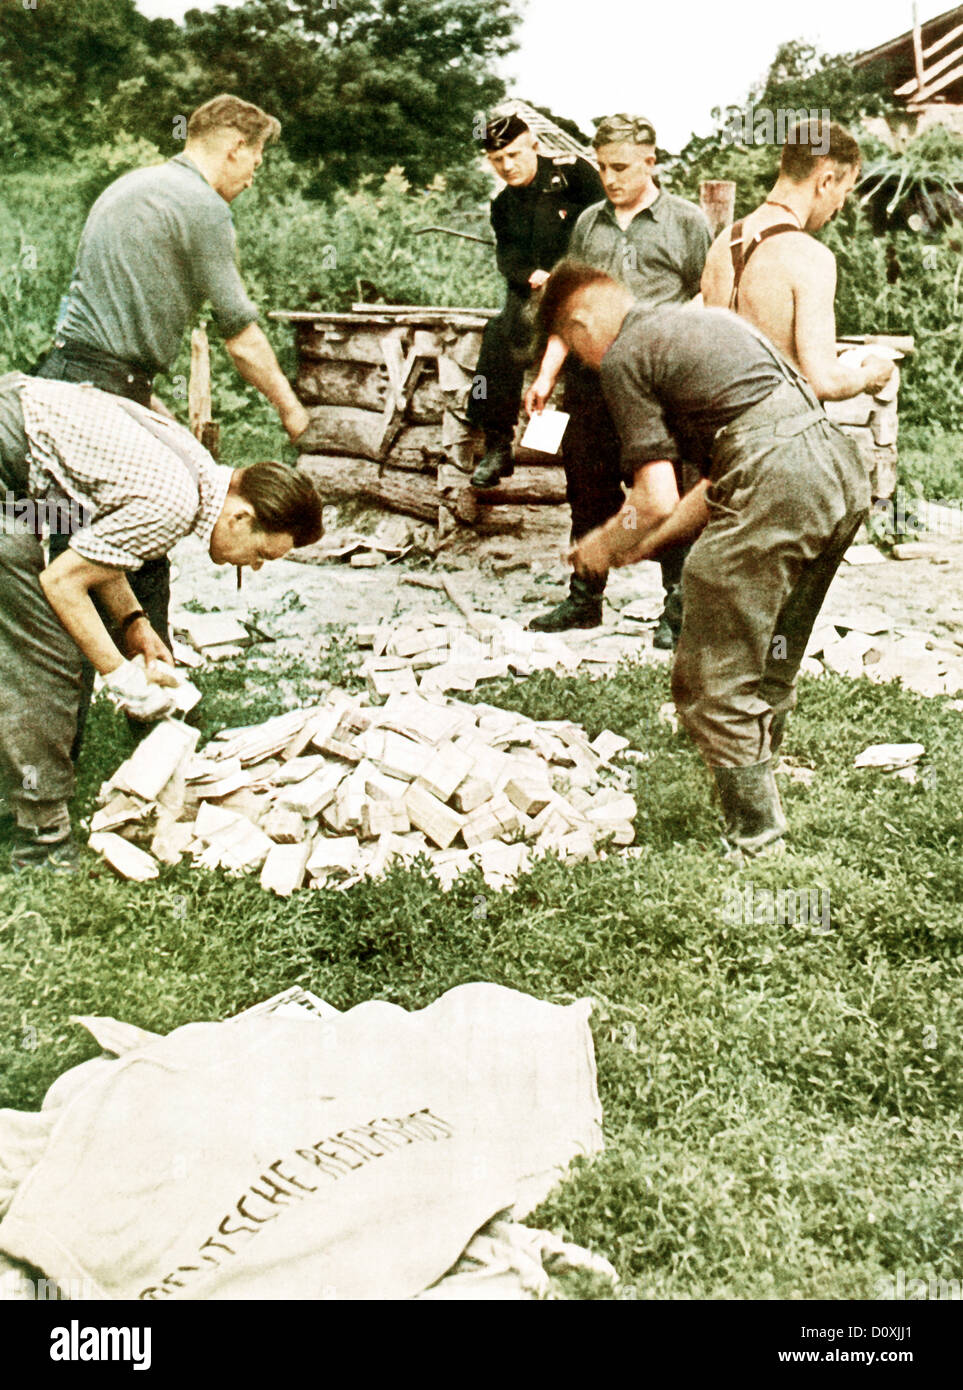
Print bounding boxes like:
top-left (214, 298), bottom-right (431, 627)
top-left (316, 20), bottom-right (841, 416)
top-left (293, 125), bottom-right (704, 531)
top-left (272, 306), bottom-right (568, 542)
top-left (274, 309), bottom-right (912, 532)
top-left (88, 689), bottom-right (644, 896)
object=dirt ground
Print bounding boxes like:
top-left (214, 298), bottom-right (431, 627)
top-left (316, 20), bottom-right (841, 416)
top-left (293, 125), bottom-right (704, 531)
top-left (169, 501), bottom-right (963, 685)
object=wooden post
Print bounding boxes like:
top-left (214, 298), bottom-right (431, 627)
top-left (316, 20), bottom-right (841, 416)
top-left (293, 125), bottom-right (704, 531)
top-left (912, 3), bottom-right (925, 94)
top-left (188, 322), bottom-right (233, 582)
top-left (699, 180), bottom-right (737, 236)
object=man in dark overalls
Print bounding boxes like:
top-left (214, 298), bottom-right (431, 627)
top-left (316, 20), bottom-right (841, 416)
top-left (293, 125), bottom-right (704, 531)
top-left (34, 93), bottom-right (309, 752)
top-left (466, 111), bottom-right (602, 488)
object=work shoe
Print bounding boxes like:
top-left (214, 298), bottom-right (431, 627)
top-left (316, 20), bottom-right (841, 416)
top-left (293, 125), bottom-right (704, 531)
top-left (471, 444), bottom-right (514, 490)
top-left (652, 584), bottom-right (683, 651)
top-left (712, 759), bottom-right (787, 864)
top-left (10, 824), bottom-right (79, 875)
top-left (528, 574), bottom-right (603, 632)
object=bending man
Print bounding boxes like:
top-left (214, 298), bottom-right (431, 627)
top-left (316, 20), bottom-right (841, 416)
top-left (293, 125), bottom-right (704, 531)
top-left (536, 262), bottom-right (889, 859)
top-left (0, 376), bottom-right (322, 872)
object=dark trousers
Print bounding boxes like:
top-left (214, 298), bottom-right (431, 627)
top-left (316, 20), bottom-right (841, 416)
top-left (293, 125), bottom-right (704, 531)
top-left (562, 361), bottom-right (690, 594)
top-left (466, 289), bottom-right (532, 444)
top-left (672, 382), bottom-right (870, 768)
top-left (34, 345), bottom-right (171, 757)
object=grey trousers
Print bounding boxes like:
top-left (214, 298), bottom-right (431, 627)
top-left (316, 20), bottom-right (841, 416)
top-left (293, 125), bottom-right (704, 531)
top-left (0, 376), bottom-right (83, 826)
top-left (672, 382), bottom-right (870, 768)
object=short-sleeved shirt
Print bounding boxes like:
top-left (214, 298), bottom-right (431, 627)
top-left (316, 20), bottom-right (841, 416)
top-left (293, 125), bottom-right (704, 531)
top-left (568, 189), bottom-right (711, 305)
top-left (57, 154), bottom-right (258, 373)
top-left (490, 155), bottom-right (604, 297)
top-left (13, 376), bottom-right (232, 568)
top-left (599, 305), bottom-right (785, 478)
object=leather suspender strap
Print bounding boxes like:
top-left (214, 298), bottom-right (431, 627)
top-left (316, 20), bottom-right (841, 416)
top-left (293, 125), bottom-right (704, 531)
top-left (107, 396), bottom-right (202, 485)
top-left (729, 222), bottom-right (803, 311)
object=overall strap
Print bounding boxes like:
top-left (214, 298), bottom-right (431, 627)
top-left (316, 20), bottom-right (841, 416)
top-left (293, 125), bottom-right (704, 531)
top-left (107, 396), bottom-right (202, 485)
top-left (730, 222), bottom-right (803, 311)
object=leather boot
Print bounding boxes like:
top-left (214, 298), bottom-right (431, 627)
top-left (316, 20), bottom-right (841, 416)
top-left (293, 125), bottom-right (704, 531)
top-left (528, 573), bottom-right (604, 632)
top-left (652, 582), bottom-right (684, 650)
top-left (712, 760), bottom-right (787, 861)
top-left (471, 442), bottom-right (514, 489)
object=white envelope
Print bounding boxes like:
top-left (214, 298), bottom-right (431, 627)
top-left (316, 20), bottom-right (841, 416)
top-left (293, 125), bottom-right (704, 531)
top-left (520, 409), bottom-right (569, 455)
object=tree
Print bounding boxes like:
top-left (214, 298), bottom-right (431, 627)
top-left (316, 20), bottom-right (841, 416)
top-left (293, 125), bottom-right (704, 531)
top-left (181, 0), bottom-right (522, 193)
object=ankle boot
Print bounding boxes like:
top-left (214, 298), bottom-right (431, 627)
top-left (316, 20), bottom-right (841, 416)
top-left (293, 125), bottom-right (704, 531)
top-left (712, 760), bottom-right (787, 860)
top-left (471, 442), bottom-right (514, 489)
top-left (527, 573), bottom-right (604, 632)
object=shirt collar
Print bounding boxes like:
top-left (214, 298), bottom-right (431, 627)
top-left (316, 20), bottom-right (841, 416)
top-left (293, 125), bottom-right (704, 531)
top-left (600, 186), bottom-right (665, 227)
top-left (193, 462), bottom-right (233, 551)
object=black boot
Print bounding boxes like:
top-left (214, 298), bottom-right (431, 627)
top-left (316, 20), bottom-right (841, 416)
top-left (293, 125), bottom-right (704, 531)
top-left (769, 711), bottom-right (788, 763)
top-left (528, 573), bottom-right (604, 632)
top-left (471, 442), bottom-right (514, 489)
top-left (712, 760), bottom-right (787, 862)
top-left (652, 582), bottom-right (683, 650)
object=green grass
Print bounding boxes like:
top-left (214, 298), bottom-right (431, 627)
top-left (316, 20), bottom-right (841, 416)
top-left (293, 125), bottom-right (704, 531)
top-left (898, 423), bottom-right (963, 502)
top-left (2, 654), bottom-right (962, 1299)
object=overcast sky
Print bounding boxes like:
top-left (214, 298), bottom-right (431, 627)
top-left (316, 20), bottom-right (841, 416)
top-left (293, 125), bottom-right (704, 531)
top-left (139, 0), bottom-right (925, 150)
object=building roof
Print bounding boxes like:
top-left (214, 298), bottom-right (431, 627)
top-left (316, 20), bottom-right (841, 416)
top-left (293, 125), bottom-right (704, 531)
top-left (491, 100), bottom-right (595, 163)
top-left (855, 4), bottom-right (963, 106)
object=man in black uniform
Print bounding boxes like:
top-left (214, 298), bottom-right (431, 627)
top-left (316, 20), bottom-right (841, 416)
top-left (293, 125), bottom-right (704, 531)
top-left (467, 111), bottom-right (603, 488)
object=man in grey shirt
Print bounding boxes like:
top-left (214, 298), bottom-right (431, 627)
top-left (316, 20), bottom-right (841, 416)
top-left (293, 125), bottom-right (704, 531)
top-left (536, 261), bottom-right (871, 860)
top-left (35, 93), bottom-right (310, 751)
top-left (525, 115), bottom-right (711, 639)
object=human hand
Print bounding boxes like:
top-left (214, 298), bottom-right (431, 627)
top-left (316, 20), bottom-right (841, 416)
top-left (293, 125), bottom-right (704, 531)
top-left (862, 355), bottom-right (896, 397)
top-left (568, 529), bottom-right (611, 582)
top-left (123, 618), bottom-right (174, 669)
top-left (103, 660), bottom-right (177, 722)
top-left (283, 401), bottom-right (311, 445)
top-left (524, 372), bottom-right (557, 415)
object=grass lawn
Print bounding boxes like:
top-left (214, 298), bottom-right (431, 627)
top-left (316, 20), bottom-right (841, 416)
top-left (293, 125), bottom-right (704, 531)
top-left (1, 651), bottom-right (962, 1300)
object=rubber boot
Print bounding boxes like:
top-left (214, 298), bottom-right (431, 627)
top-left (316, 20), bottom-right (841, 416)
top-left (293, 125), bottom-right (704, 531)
top-left (712, 760), bottom-right (787, 862)
top-left (527, 572), bottom-right (604, 632)
top-left (471, 440), bottom-right (514, 489)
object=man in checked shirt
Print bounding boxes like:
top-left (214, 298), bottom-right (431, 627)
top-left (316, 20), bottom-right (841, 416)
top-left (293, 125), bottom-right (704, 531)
top-left (0, 375), bottom-right (322, 872)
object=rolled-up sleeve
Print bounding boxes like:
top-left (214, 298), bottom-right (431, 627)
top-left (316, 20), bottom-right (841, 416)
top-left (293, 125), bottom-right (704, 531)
top-left (600, 348), bottom-right (679, 478)
top-left (190, 210), bottom-right (259, 341)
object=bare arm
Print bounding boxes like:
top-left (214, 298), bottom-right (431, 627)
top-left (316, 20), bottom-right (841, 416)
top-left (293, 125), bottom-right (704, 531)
top-left (224, 323), bottom-right (310, 442)
top-left (570, 461), bottom-right (681, 578)
top-left (619, 479), bottom-right (711, 564)
top-left (701, 234), bottom-right (733, 308)
top-left (524, 334), bottom-right (570, 415)
top-left (794, 252), bottom-right (893, 401)
top-left (39, 550), bottom-right (167, 675)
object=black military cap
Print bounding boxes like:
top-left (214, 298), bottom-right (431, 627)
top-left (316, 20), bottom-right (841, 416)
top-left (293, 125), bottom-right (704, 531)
top-left (480, 112), bottom-right (531, 152)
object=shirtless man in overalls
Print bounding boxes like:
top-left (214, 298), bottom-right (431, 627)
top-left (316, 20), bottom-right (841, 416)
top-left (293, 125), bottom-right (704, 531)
top-left (701, 119), bottom-right (893, 401)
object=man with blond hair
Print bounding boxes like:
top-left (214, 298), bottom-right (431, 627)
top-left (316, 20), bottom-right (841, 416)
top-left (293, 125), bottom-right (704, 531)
top-left (526, 114), bottom-right (710, 640)
top-left (35, 94), bottom-right (310, 752)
